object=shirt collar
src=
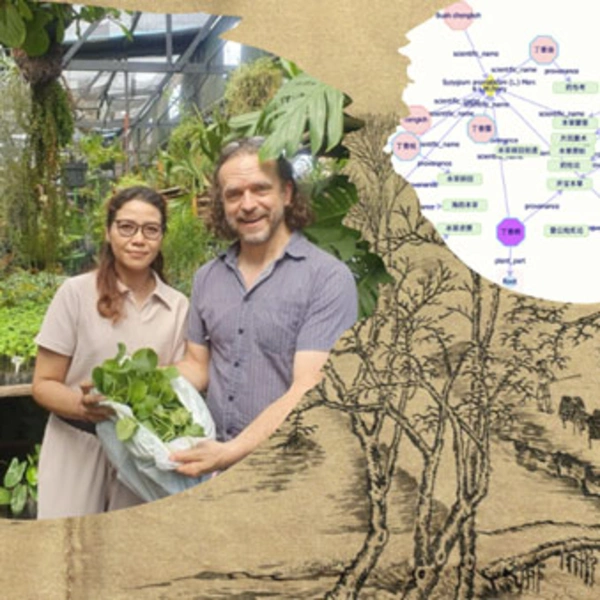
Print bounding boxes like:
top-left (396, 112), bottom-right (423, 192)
top-left (220, 230), bottom-right (309, 267)
top-left (117, 271), bottom-right (174, 309)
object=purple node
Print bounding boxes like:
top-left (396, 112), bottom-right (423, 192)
top-left (497, 218), bottom-right (525, 247)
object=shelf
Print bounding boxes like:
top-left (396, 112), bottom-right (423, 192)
top-left (0, 384), bottom-right (33, 399)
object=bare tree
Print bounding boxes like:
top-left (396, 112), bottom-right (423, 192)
top-left (344, 113), bottom-right (443, 260)
top-left (313, 113), bottom-right (600, 599)
top-left (316, 256), bottom-right (457, 599)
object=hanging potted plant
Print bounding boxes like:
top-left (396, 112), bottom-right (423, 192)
top-left (63, 159), bottom-right (88, 189)
top-left (0, 2), bottom-right (123, 269)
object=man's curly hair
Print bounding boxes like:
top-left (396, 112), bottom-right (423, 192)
top-left (207, 136), bottom-right (313, 240)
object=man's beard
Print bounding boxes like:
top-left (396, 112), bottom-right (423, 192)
top-left (228, 205), bottom-right (286, 245)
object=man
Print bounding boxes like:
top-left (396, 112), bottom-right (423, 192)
top-left (172, 137), bottom-right (358, 476)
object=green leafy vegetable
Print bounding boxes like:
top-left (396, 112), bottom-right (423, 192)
top-left (92, 345), bottom-right (205, 443)
top-left (0, 445), bottom-right (40, 517)
top-left (115, 417), bottom-right (138, 441)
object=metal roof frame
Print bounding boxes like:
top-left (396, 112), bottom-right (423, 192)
top-left (62, 12), bottom-right (240, 142)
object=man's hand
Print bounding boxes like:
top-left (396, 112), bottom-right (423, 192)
top-left (170, 351), bottom-right (329, 477)
top-left (170, 439), bottom-right (236, 477)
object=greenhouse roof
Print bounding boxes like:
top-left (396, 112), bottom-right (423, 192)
top-left (61, 11), bottom-right (240, 137)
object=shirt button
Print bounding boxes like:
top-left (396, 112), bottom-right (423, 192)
top-left (234, 361), bottom-right (240, 368)
top-left (228, 395), bottom-right (234, 402)
top-left (238, 328), bottom-right (244, 334)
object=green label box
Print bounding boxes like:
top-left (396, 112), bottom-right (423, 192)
top-left (547, 159), bottom-right (593, 172)
top-left (438, 173), bottom-right (483, 186)
top-left (552, 81), bottom-right (599, 94)
top-left (544, 224), bottom-right (589, 237)
top-left (442, 198), bottom-right (488, 211)
top-left (547, 177), bottom-right (592, 191)
top-left (437, 222), bottom-right (482, 235)
top-left (552, 116), bottom-right (598, 130)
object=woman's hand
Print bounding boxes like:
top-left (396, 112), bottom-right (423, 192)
top-left (78, 382), bottom-right (114, 423)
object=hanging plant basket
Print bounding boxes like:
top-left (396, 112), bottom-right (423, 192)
top-left (12, 42), bottom-right (63, 87)
top-left (63, 161), bottom-right (88, 189)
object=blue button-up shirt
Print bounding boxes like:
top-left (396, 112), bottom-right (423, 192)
top-left (187, 231), bottom-right (358, 441)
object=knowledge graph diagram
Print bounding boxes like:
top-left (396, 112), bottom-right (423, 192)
top-left (386, 0), bottom-right (600, 303)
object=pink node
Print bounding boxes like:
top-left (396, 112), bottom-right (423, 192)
top-left (530, 36), bottom-right (558, 65)
top-left (468, 115), bottom-right (496, 143)
top-left (443, 2), bottom-right (476, 31)
top-left (392, 132), bottom-right (420, 161)
top-left (401, 105), bottom-right (432, 135)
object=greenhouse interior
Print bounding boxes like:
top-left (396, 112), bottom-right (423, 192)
top-left (0, 4), bottom-right (386, 519)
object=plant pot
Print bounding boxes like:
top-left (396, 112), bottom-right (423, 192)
top-left (63, 161), bottom-right (88, 189)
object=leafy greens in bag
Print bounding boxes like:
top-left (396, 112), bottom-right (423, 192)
top-left (92, 343), bottom-right (205, 442)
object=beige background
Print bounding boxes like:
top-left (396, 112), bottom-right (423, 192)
top-left (4, 1), bottom-right (599, 599)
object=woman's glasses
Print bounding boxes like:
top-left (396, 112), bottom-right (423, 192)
top-left (115, 219), bottom-right (163, 240)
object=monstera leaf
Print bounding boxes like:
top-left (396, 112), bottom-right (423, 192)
top-left (228, 61), bottom-right (390, 318)
top-left (229, 64), bottom-right (363, 161)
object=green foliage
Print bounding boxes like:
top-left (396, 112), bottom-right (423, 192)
top-left (0, 56), bottom-right (30, 261)
top-left (162, 59), bottom-right (389, 319)
top-left (0, 270), bottom-right (63, 370)
top-left (79, 133), bottom-right (126, 171)
top-left (0, 55), bottom-right (81, 269)
top-left (229, 59), bottom-right (364, 160)
top-left (224, 60), bottom-right (389, 318)
top-left (20, 79), bottom-right (74, 267)
top-left (163, 198), bottom-right (224, 296)
top-left (303, 173), bottom-right (394, 319)
top-left (30, 79), bottom-right (74, 165)
top-left (92, 344), bottom-right (205, 443)
top-left (0, 2), bottom-right (122, 57)
top-left (0, 4), bottom-right (125, 269)
top-left (160, 108), bottom-right (230, 197)
top-left (0, 304), bottom-right (44, 367)
top-left (224, 56), bottom-right (283, 116)
top-left (0, 444), bottom-right (39, 517)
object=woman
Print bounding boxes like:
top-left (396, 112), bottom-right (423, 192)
top-left (32, 186), bottom-right (189, 519)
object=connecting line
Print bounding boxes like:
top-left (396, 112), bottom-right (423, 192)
top-left (496, 58), bottom-right (531, 83)
top-left (464, 29), bottom-right (487, 77)
top-left (495, 58), bottom-right (535, 86)
top-left (403, 151), bottom-right (450, 181)
top-left (585, 165), bottom-right (600, 178)
top-left (497, 157), bottom-right (511, 218)
top-left (552, 61), bottom-right (572, 82)
top-left (503, 90), bottom-right (564, 117)
top-left (507, 248), bottom-right (513, 276)
top-left (513, 57), bottom-right (534, 74)
top-left (523, 190), bottom-right (562, 223)
top-left (574, 164), bottom-right (600, 200)
top-left (507, 102), bottom-right (552, 150)
top-left (404, 115), bottom-right (469, 180)
top-left (590, 186), bottom-right (600, 200)
top-left (492, 104), bottom-right (512, 217)
top-left (426, 92), bottom-right (480, 136)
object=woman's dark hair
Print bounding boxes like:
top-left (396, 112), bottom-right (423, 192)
top-left (96, 186), bottom-right (168, 322)
top-left (208, 136), bottom-right (313, 240)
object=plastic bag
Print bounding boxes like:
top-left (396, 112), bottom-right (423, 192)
top-left (95, 375), bottom-right (216, 501)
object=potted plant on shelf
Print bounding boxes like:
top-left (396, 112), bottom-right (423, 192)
top-left (0, 445), bottom-right (40, 519)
